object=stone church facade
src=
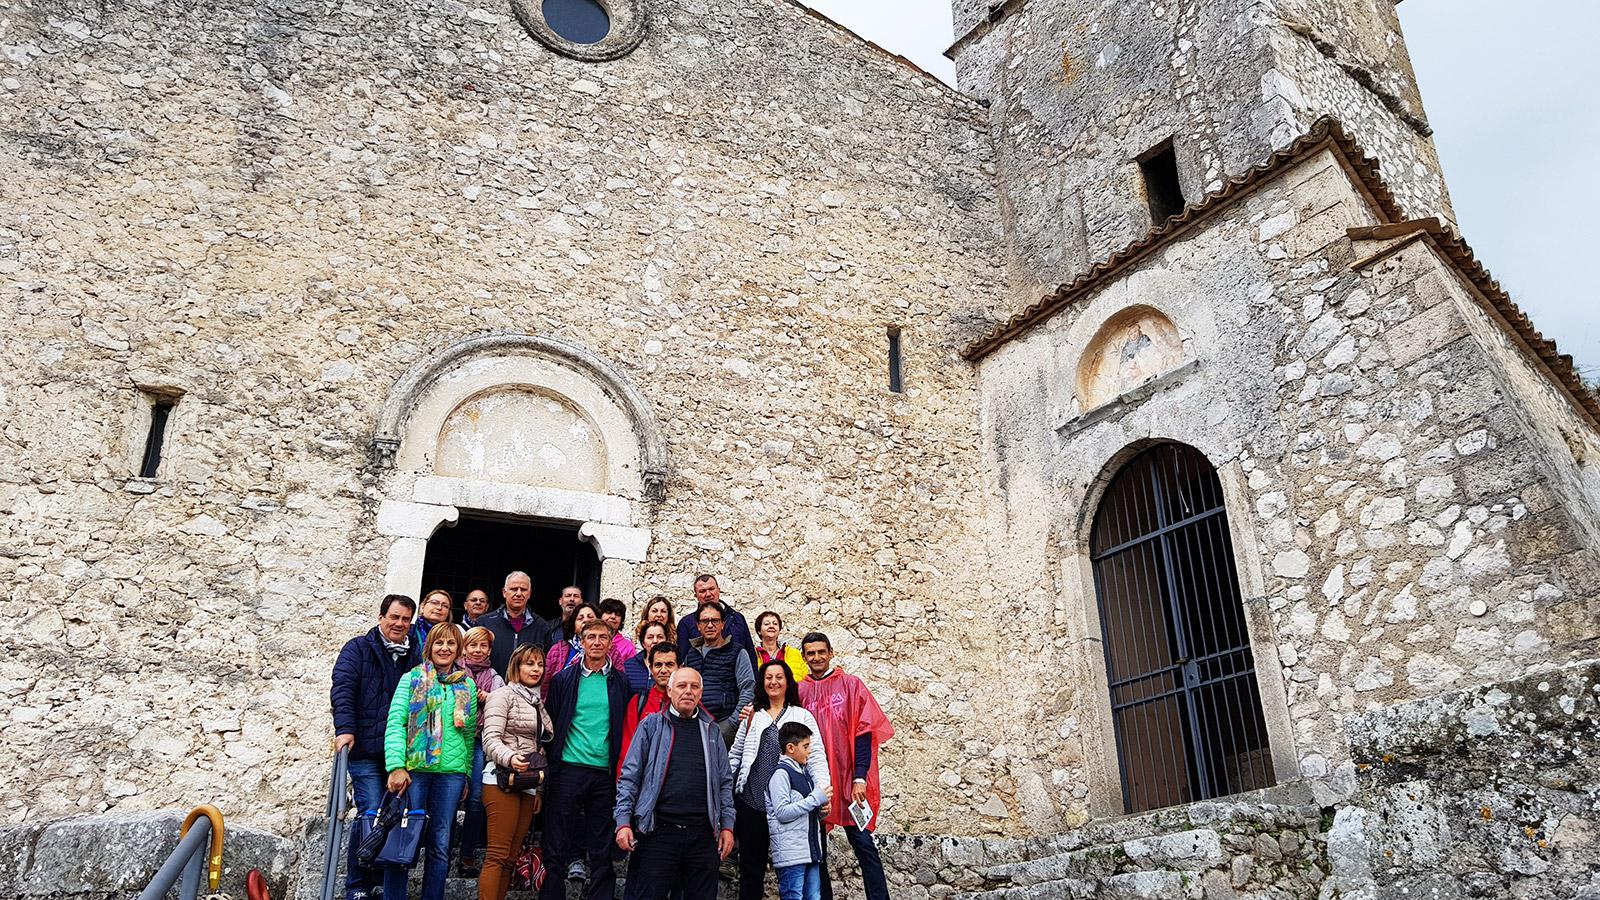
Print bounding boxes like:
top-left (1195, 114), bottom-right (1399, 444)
top-left (1, 0), bottom-right (1597, 896)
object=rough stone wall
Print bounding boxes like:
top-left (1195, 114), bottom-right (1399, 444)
top-left (950, 0), bottom-right (1274, 308)
top-left (948, 0), bottom-right (1452, 309)
top-left (0, 0), bottom-right (1014, 836)
top-left (1269, 18), bottom-right (1452, 227)
top-left (973, 147), bottom-right (1600, 825)
top-left (852, 661), bottom-right (1600, 900)
top-left (1323, 659), bottom-right (1600, 900)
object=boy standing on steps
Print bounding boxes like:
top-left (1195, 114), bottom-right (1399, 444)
top-left (766, 722), bottom-right (833, 900)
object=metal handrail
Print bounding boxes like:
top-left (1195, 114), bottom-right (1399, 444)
top-left (138, 805), bottom-right (225, 900)
top-left (319, 746), bottom-right (351, 900)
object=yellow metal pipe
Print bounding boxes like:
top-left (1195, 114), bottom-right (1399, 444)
top-left (181, 805), bottom-right (225, 891)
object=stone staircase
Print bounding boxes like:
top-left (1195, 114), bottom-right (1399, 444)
top-left (875, 782), bottom-right (1329, 900)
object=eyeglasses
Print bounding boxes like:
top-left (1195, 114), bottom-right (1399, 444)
top-left (698, 617), bottom-right (723, 625)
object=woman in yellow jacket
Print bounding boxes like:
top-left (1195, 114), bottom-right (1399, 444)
top-left (383, 623), bottom-right (477, 900)
top-left (753, 610), bottom-right (808, 683)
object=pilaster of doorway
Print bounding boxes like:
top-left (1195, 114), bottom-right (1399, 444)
top-left (376, 500), bottom-right (462, 599)
top-left (580, 522), bottom-right (652, 606)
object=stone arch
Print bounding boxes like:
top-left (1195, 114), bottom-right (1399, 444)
top-left (1062, 437), bottom-right (1297, 817)
top-left (371, 333), bottom-right (665, 605)
top-left (374, 332), bottom-right (667, 500)
top-left (1085, 441), bottom-right (1276, 812)
top-left (1075, 305), bottom-right (1185, 411)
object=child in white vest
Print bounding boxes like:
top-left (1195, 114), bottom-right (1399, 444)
top-left (765, 722), bottom-right (833, 900)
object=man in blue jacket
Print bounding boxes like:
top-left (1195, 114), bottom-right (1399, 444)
top-left (330, 594), bottom-right (419, 900)
top-left (614, 667), bottom-right (736, 900)
top-left (676, 574), bottom-right (757, 671)
top-left (541, 618), bottom-right (632, 900)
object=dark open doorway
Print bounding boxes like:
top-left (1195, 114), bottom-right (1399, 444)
top-left (420, 514), bottom-right (600, 621)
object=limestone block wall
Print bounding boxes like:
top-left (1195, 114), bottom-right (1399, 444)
top-left (948, 0), bottom-right (1452, 308)
top-left (0, 0), bottom-right (1015, 836)
top-left (1270, 21), bottom-right (1452, 226)
top-left (972, 146), bottom-right (1600, 825)
top-left (950, 0), bottom-right (1276, 307)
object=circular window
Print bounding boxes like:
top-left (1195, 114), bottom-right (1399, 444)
top-left (511, 0), bottom-right (646, 62)
top-left (542, 0), bottom-right (609, 44)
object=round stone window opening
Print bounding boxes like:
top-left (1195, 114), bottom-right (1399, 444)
top-left (543, 0), bottom-right (609, 44)
top-left (511, 0), bottom-right (646, 62)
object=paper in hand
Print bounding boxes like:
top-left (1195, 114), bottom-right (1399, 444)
top-left (848, 799), bottom-right (873, 830)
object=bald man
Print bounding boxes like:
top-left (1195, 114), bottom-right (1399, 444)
top-left (614, 668), bottom-right (736, 900)
top-left (480, 571), bottom-right (555, 678)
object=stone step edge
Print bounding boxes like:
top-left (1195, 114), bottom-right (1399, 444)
top-left (881, 781), bottom-right (1319, 877)
top-left (977, 819), bottom-right (1320, 889)
top-left (953, 868), bottom-right (1230, 900)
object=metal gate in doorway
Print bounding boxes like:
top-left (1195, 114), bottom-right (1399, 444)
top-left (1090, 443), bottom-right (1275, 813)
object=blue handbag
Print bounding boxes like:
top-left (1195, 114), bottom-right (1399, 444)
top-left (355, 791), bottom-right (405, 869)
top-left (349, 810), bottom-right (379, 865)
top-left (373, 808), bottom-right (429, 867)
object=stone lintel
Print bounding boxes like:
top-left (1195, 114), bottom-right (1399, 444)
top-left (411, 476), bottom-right (631, 527)
top-left (374, 500), bottom-right (459, 539)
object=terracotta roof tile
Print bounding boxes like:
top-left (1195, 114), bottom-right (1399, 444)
top-left (960, 117), bottom-right (1599, 432)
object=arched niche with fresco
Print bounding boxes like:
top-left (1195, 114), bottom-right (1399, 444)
top-left (1075, 306), bottom-right (1186, 412)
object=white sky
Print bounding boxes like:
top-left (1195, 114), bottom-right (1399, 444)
top-left (800, 0), bottom-right (1599, 379)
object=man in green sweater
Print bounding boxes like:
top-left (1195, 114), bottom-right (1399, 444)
top-left (541, 618), bottom-right (632, 900)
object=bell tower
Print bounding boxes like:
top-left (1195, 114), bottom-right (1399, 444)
top-left (947, 0), bottom-right (1454, 300)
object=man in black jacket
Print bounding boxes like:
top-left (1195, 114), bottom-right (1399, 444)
top-left (541, 618), bottom-right (631, 900)
top-left (330, 594), bottom-right (419, 900)
top-left (480, 570), bottom-right (554, 678)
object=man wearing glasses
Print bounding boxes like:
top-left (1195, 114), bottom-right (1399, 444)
top-left (682, 604), bottom-right (755, 748)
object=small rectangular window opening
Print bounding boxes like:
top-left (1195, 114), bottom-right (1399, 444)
top-left (1139, 142), bottom-right (1185, 226)
top-left (138, 399), bottom-right (176, 479)
top-left (887, 328), bottom-right (905, 394)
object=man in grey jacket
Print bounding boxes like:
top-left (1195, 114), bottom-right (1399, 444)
top-left (614, 668), bottom-right (736, 900)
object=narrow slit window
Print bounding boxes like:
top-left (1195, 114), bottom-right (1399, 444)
top-left (887, 328), bottom-right (904, 393)
top-left (1139, 142), bottom-right (1185, 226)
top-left (139, 400), bottom-right (175, 479)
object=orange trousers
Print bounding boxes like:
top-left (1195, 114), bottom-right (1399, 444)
top-left (478, 785), bottom-right (539, 900)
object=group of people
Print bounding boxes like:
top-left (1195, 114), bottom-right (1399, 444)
top-left (331, 572), bottom-right (894, 900)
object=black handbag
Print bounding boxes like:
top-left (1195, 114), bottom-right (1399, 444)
top-left (355, 791), bottom-right (404, 868)
top-left (373, 807), bottom-right (429, 867)
top-left (495, 750), bottom-right (547, 792)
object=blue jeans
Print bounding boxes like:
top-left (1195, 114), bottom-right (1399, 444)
top-left (776, 863), bottom-right (821, 900)
top-left (382, 771), bottom-right (466, 900)
top-left (466, 741), bottom-right (485, 805)
top-left (453, 742), bottom-right (487, 863)
top-left (343, 758), bottom-right (387, 900)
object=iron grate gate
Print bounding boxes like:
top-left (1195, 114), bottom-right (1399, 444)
top-left (1090, 443), bottom-right (1275, 813)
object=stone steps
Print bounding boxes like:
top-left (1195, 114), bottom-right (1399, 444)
top-left (434, 870), bottom-right (742, 900)
top-left (927, 783), bottom-right (1328, 900)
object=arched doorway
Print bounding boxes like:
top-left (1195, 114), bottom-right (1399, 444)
top-left (1090, 443), bottom-right (1275, 813)
top-left (372, 333), bottom-right (664, 608)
